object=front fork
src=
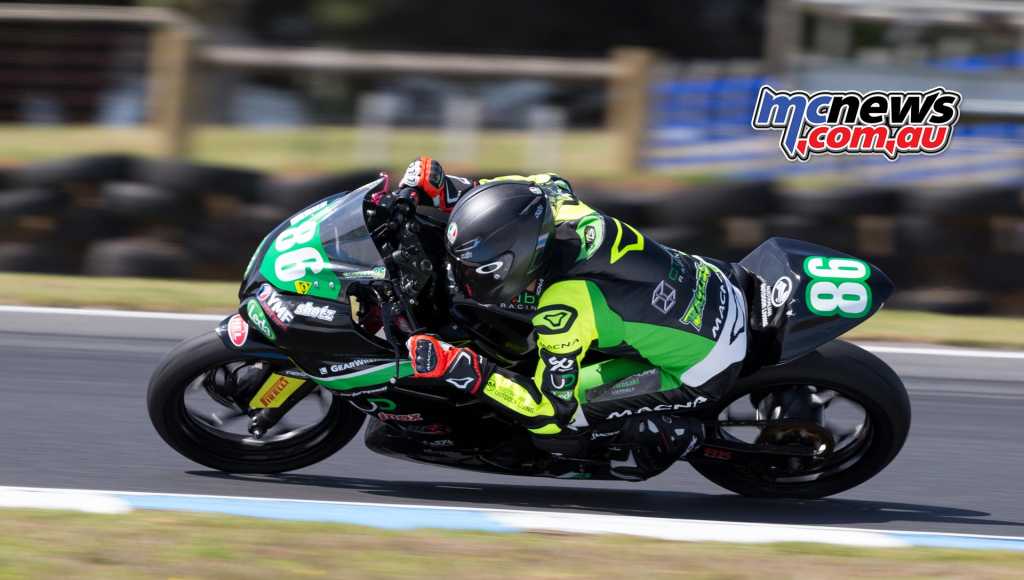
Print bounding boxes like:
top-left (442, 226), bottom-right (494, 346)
top-left (245, 372), bottom-right (319, 438)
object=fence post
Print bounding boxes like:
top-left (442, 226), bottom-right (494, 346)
top-left (608, 46), bottom-right (655, 173)
top-left (764, 0), bottom-right (800, 74)
top-left (147, 23), bottom-right (193, 158)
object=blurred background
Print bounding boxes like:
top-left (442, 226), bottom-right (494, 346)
top-left (1, 0), bottom-right (1023, 313)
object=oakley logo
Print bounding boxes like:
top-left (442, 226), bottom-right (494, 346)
top-left (475, 261), bottom-right (503, 275)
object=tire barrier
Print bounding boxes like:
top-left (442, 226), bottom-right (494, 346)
top-left (1, 155), bottom-right (1022, 313)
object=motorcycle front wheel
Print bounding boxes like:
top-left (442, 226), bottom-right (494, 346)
top-left (690, 340), bottom-right (911, 498)
top-left (147, 332), bottom-right (365, 473)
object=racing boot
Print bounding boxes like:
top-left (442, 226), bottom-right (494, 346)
top-left (607, 414), bottom-right (704, 481)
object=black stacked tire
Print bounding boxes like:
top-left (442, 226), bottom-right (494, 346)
top-left (147, 332), bottom-right (365, 473)
top-left (691, 340), bottom-right (911, 498)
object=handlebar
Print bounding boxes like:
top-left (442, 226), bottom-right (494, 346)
top-left (370, 187), bottom-right (439, 307)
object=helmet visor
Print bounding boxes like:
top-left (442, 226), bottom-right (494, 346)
top-left (451, 252), bottom-right (521, 303)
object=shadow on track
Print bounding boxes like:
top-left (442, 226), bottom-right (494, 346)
top-left (187, 471), bottom-right (1022, 530)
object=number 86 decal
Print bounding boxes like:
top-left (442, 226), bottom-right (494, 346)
top-left (274, 221), bottom-right (324, 282)
top-left (803, 256), bottom-right (872, 318)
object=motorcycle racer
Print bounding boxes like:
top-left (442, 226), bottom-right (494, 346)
top-left (399, 157), bottom-right (749, 479)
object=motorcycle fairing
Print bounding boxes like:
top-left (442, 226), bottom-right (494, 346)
top-left (739, 237), bottom-right (894, 364)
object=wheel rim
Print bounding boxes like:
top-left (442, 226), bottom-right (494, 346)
top-left (178, 359), bottom-right (339, 453)
top-left (713, 384), bottom-right (875, 484)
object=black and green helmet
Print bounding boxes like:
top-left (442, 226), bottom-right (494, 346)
top-left (445, 180), bottom-right (554, 304)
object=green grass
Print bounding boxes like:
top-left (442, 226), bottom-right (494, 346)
top-left (0, 508), bottom-right (1022, 579)
top-left (847, 308), bottom-right (1024, 349)
top-left (3, 271), bottom-right (1024, 348)
top-left (0, 124), bottom-right (623, 179)
top-left (0, 272), bottom-right (238, 313)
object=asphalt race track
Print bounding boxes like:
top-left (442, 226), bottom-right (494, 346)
top-left (2, 308), bottom-right (1023, 536)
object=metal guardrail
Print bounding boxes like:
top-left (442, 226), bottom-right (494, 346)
top-left (0, 3), bottom-right (185, 25)
top-left (201, 46), bottom-right (619, 80)
top-left (0, 3), bottom-right (655, 171)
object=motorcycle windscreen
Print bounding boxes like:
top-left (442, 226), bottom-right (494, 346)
top-left (244, 178), bottom-right (388, 300)
top-left (238, 178), bottom-right (395, 356)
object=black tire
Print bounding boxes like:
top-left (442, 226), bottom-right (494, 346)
top-left (903, 184), bottom-right (1021, 216)
top-left (136, 159), bottom-right (268, 201)
top-left (763, 215), bottom-right (859, 255)
top-left (0, 189), bottom-right (67, 223)
top-left (82, 237), bottom-right (192, 278)
top-left (13, 154), bottom-right (136, 188)
top-left (0, 241), bottom-right (75, 273)
top-left (658, 181), bottom-right (778, 225)
top-left (896, 215), bottom-right (991, 257)
top-left (186, 203), bottom-right (289, 275)
top-left (258, 169), bottom-right (381, 210)
top-left (54, 206), bottom-right (131, 243)
top-left (147, 332), bottom-right (365, 473)
top-left (691, 340), bottom-right (911, 498)
top-left (100, 182), bottom-right (192, 221)
top-left (777, 185), bottom-right (904, 217)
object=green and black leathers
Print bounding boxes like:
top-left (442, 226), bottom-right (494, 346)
top-left (470, 175), bottom-right (749, 435)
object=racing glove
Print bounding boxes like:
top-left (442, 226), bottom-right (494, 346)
top-left (405, 334), bottom-right (490, 394)
top-left (401, 156), bottom-right (451, 211)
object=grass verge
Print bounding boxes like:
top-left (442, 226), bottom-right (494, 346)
top-left (0, 125), bottom-right (621, 179)
top-left (3, 271), bottom-right (1024, 348)
top-left (1, 509), bottom-right (1022, 579)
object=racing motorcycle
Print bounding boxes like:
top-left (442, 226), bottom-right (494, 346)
top-left (148, 176), bottom-right (911, 498)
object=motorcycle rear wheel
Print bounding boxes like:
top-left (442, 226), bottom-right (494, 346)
top-left (147, 332), bottom-right (365, 473)
top-left (690, 340), bottom-right (911, 498)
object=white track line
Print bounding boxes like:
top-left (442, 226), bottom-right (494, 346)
top-left (4, 485), bottom-right (1024, 544)
top-left (856, 345), bottom-right (1024, 360)
top-left (3, 305), bottom-right (1023, 360)
top-left (0, 305), bottom-right (223, 321)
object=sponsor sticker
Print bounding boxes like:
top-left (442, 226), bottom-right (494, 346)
top-left (295, 301), bottom-right (337, 322)
top-left (446, 222), bottom-right (458, 244)
top-left (295, 280), bottom-right (312, 294)
top-left (651, 280), bottom-right (677, 315)
top-left (227, 314), bottom-right (249, 348)
top-left (711, 282), bottom-right (728, 339)
top-left (771, 276), bottom-right (794, 308)
top-left (339, 266), bottom-right (387, 279)
top-left (319, 358), bottom-right (382, 376)
top-left (680, 262), bottom-right (711, 330)
top-left (257, 284), bottom-right (294, 327)
top-left (249, 374), bottom-right (306, 409)
top-left (475, 261), bottom-right (504, 275)
top-left (575, 215), bottom-right (605, 262)
top-left (245, 299), bottom-right (276, 341)
top-left (378, 412), bottom-right (423, 422)
top-left (760, 281), bottom-right (773, 328)
top-left (604, 396), bottom-right (708, 420)
top-left (542, 349), bottom-right (579, 392)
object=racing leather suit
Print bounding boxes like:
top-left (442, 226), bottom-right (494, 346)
top-left (427, 170), bottom-right (749, 441)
